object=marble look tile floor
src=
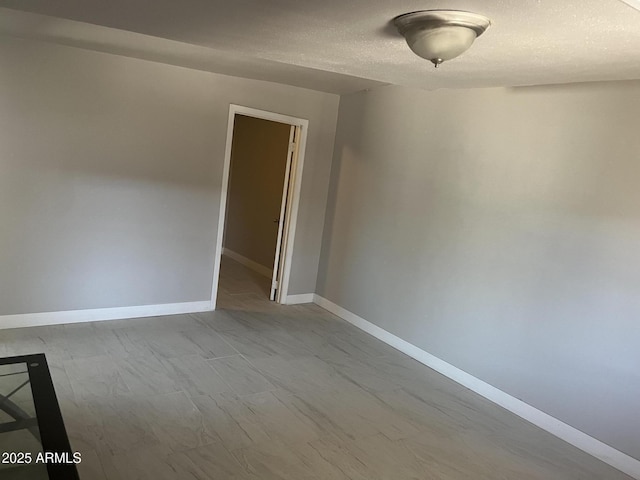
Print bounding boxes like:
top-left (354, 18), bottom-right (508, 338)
top-left (0, 256), bottom-right (632, 479)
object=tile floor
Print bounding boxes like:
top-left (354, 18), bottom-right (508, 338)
top-left (0, 256), bottom-right (632, 479)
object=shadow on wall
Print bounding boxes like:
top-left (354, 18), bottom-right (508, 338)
top-left (1, 41), bottom-right (220, 189)
top-left (0, 38), bottom-right (227, 315)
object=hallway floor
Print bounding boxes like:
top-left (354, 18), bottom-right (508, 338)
top-left (0, 258), bottom-right (631, 479)
top-left (217, 254), bottom-right (272, 308)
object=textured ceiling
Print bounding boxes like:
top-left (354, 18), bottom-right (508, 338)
top-left (1, 0), bottom-right (640, 92)
top-left (0, 9), bottom-right (385, 94)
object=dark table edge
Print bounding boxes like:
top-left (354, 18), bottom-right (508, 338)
top-left (1, 353), bottom-right (80, 480)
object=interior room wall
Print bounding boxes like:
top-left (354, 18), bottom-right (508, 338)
top-left (223, 115), bottom-right (291, 271)
top-left (317, 81), bottom-right (640, 460)
top-left (0, 35), bottom-right (339, 316)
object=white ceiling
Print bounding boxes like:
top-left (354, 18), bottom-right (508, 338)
top-left (1, 0), bottom-right (640, 93)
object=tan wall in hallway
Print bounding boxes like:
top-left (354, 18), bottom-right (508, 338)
top-left (224, 115), bottom-right (291, 271)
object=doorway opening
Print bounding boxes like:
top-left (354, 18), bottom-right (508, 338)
top-left (211, 105), bottom-right (308, 308)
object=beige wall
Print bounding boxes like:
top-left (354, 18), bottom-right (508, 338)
top-left (318, 81), bottom-right (640, 460)
top-left (224, 115), bottom-right (291, 270)
top-left (0, 35), bottom-right (339, 315)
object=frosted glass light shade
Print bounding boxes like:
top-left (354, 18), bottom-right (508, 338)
top-left (406, 26), bottom-right (477, 63)
top-left (394, 10), bottom-right (491, 67)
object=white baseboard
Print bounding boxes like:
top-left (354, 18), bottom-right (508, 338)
top-left (0, 301), bottom-right (212, 330)
top-left (285, 293), bottom-right (315, 305)
top-left (313, 294), bottom-right (640, 480)
top-left (222, 248), bottom-right (272, 279)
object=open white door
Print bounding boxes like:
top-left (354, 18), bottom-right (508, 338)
top-left (270, 125), bottom-right (297, 301)
top-left (211, 105), bottom-right (308, 310)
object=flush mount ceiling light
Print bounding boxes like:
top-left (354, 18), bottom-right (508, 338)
top-left (394, 10), bottom-right (491, 68)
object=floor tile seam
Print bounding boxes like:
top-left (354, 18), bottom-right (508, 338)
top-left (205, 354), bottom-right (270, 397)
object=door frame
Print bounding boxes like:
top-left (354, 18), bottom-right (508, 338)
top-left (210, 104), bottom-right (309, 308)
top-left (270, 124), bottom-right (297, 302)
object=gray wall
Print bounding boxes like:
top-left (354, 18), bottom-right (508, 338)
top-left (317, 82), bottom-right (640, 460)
top-left (224, 115), bottom-right (291, 270)
top-left (0, 35), bottom-right (339, 315)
